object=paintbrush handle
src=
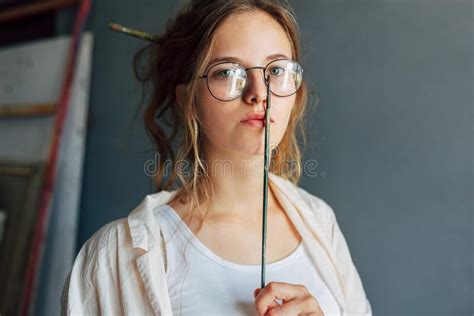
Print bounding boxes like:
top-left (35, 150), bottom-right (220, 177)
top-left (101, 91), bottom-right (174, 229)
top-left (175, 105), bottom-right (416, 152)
top-left (261, 77), bottom-right (272, 289)
top-left (108, 22), bottom-right (159, 42)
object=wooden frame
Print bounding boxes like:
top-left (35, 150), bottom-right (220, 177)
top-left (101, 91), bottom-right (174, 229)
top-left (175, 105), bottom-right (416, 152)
top-left (0, 161), bottom-right (45, 316)
top-left (0, 0), bottom-right (79, 24)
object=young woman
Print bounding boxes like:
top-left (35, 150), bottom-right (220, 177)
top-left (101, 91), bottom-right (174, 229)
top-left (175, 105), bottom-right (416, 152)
top-left (62, 1), bottom-right (372, 315)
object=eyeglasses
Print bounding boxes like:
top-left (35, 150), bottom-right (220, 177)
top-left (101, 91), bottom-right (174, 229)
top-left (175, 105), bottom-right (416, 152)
top-left (198, 58), bottom-right (303, 102)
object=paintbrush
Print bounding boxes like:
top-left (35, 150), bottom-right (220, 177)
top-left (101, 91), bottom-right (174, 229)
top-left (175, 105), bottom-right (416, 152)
top-left (261, 75), bottom-right (272, 289)
top-left (108, 22), bottom-right (159, 42)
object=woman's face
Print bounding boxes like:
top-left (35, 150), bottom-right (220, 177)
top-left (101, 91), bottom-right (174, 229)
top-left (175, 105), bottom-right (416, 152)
top-left (194, 10), bottom-right (296, 157)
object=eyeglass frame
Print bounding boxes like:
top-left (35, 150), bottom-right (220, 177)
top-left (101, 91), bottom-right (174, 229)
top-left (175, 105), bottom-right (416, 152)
top-left (198, 58), bottom-right (304, 102)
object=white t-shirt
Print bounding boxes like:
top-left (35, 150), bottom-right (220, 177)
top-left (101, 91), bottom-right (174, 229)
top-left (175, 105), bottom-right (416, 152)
top-left (156, 204), bottom-right (342, 316)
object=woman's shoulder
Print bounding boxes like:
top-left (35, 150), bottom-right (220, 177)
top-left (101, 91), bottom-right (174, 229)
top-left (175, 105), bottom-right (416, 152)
top-left (76, 195), bottom-right (174, 264)
top-left (270, 173), bottom-right (338, 226)
top-left (294, 186), bottom-right (338, 234)
top-left (75, 217), bottom-right (132, 266)
top-left (295, 186), bottom-right (336, 217)
top-left (87, 218), bottom-right (128, 245)
top-left (271, 173), bottom-right (335, 214)
top-left (272, 173), bottom-right (335, 220)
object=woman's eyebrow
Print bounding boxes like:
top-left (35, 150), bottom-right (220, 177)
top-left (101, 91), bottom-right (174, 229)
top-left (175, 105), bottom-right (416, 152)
top-left (208, 53), bottom-right (290, 65)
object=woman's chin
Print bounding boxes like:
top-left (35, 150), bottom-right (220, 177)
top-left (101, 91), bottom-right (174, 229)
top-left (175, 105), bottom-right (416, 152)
top-left (234, 144), bottom-right (266, 157)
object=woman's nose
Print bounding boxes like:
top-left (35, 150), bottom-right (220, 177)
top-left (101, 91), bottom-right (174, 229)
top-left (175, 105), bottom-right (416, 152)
top-left (242, 69), bottom-right (268, 106)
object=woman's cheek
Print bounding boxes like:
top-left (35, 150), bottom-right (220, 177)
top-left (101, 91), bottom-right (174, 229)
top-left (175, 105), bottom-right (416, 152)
top-left (272, 106), bottom-right (293, 145)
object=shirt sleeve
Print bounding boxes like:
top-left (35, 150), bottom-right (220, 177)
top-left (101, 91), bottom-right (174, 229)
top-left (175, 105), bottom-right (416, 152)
top-left (60, 272), bottom-right (71, 316)
top-left (325, 200), bottom-right (373, 316)
top-left (60, 238), bottom-right (101, 315)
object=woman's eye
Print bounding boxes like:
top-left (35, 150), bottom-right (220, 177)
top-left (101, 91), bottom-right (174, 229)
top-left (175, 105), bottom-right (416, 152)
top-left (216, 69), bottom-right (233, 78)
top-left (270, 67), bottom-right (285, 76)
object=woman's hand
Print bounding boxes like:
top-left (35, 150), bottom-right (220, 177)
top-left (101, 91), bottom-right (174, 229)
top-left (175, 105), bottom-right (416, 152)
top-left (253, 281), bottom-right (324, 316)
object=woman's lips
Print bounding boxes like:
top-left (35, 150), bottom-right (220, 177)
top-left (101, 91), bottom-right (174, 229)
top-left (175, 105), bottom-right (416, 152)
top-left (240, 112), bottom-right (275, 123)
top-left (241, 119), bottom-right (270, 128)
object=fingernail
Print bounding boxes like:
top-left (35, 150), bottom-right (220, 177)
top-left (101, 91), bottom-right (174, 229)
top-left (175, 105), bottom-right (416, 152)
top-left (254, 288), bottom-right (260, 298)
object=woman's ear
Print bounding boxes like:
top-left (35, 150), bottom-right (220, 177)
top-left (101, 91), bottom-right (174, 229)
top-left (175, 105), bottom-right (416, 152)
top-left (175, 84), bottom-right (185, 106)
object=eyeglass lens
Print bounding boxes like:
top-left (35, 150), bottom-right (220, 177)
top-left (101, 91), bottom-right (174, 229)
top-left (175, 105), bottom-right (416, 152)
top-left (206, 59), bottom-right (303, 101)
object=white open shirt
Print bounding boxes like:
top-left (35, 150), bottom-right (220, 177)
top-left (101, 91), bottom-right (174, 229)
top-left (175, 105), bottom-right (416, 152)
top-left (61, 172), bottom-right (372, 315)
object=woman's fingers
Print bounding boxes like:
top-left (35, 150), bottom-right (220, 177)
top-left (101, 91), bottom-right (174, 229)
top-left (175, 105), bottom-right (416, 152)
top-left (253, 282), bottom-right (324, 316)
top-left (263, 296), bottom-right (324, 316)
top-left (254, 282), bottom-right (306, 315)
top-left (254, 288), bottom-right (280, 310)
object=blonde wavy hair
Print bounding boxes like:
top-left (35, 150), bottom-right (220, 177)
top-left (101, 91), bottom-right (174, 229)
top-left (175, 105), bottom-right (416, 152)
top-left (134, 0), bottom-right (313, 230)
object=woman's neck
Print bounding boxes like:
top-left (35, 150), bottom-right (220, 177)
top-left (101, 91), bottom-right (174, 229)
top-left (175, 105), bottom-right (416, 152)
top-left (201, 143), bottom-right (277, 223)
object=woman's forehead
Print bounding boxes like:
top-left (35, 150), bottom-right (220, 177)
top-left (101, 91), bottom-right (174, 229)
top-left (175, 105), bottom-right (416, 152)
top-left (209, 11), bottom-right (293, 65)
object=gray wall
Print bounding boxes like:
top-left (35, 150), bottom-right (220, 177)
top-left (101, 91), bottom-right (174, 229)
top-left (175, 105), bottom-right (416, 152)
top-left (63, 1), bottom-right (472, 315)
top-left (292, 1), bottom-right (472, 314)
